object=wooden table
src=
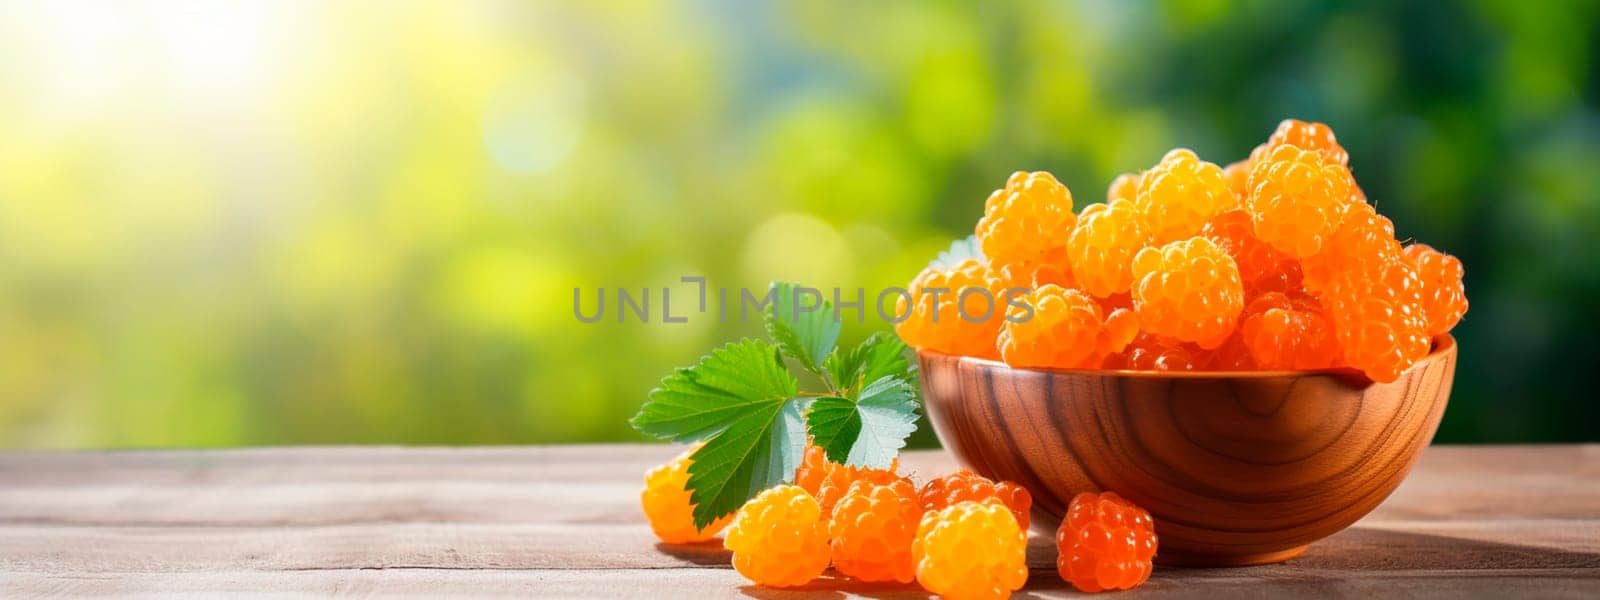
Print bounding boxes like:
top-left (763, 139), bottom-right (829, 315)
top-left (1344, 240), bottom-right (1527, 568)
top-left (1, 445), bottom-right (1596, 598)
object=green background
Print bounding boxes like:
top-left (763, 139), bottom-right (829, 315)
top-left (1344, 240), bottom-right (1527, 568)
top-left (1, 0), bottom-right (1595, 449)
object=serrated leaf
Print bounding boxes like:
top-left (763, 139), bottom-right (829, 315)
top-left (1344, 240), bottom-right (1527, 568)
top-left (631, 339), bottom-right (798, 442)
top-left (823, 332), bottom-right (912, 393)
top-left (683, 396), bottom-right (807, 528)
top-left (764, 281), bottom-right (841, 376)
top-left (859, 334), bottom-right (912, 389)
top-left (805, 376), bottom-right (919, 470)
top-left (630, 339), bottom-right (809, 528)
top-left (930, 234), bottom-right (985, 269)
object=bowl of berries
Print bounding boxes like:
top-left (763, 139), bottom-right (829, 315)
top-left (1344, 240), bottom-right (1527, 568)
top-left (898, 120), bottom-right (1468, 567)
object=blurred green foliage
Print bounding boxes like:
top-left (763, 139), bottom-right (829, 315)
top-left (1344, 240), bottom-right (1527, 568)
top-left (0, 0), bottom-right (1595, 448)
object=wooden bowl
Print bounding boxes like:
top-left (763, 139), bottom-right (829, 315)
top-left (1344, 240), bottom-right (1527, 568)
top-left (918, 335), bottom-right (1455, 567)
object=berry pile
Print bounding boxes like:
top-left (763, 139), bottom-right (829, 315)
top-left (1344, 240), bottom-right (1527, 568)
top-left (897, 119), bottom-right (1468, 382)
top-left (643, 446), bottom-right (1077, 595)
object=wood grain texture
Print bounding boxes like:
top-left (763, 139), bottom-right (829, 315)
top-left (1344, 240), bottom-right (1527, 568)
top-left (1, 443), bottom-right (1596, 598)
top-left (920, 335), bottom-right (1457, 566)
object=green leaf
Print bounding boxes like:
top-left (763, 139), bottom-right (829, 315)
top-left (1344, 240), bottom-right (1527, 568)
top-left (629, 339), bottom-right (807, 528)
top-left (764, 281), bottom-right (841, 377)
top-left (931, 234), bottom-right (984, 269)
top-left (683, 395), bottom-right (807, 528)
top-left (805, 376), bottom-right (919, 470)
top-left (632, 284), bottom-right (924, 528)
top-left (631, 339), bottom-right (798, 443)
top-left (824, 332), bottom-right (912, 392)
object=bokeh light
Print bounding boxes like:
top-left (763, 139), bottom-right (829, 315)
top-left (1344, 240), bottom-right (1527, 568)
top-left (0, 0), bottom-right (1595, 448)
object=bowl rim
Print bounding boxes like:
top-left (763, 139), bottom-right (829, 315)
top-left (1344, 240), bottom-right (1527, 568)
top-left (918, 334), bottom-right (1455, 380)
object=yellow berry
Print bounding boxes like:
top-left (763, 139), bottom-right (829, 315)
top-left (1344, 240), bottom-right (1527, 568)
top-left (723, 485), bottom-right (831, 587)
top-left (641, 449), bottom-right (733, 543)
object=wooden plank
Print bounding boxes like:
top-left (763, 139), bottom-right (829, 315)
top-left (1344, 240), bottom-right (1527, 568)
top-left (0, 445), bottom-right (675, 486)
top-left (0, 480), bottom-right (641, 527)
top-left (1, 519), bottom-right (1594, 574)
top-left (4, 568), bottom-right (1599, 599)
top-left (1365, 445), bottom-right (1600, 521)
top-left (18, 444), bottom-right (1593, 485)
top-left (1, 446), bottom-right (1596, 527)
top-left (0, 445), bottom-right (1596, 598)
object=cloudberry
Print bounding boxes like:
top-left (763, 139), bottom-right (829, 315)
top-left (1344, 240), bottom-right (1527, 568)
top-left (896, 258), bottom-right (1003, 359)
top-left (1404, 243), bottom-right (1468, 336)
top-left (991, 257), bottom-right (1074, 290)
top-left (1056, 491), bottom-right (1157, 593)
top-left (1223, 160), bottom-right (1250, 200)
top-left (1249, 118), bottom-right (1349, 167)
top-left (794, 444), bottom-right (900, 519)
top-left (1201, 209), bottom-right (1300, 296)
top-left (999, 284), bottom-right (1135, 370)
top-left (1135, 149), bottom-right (1237, 244)
top-left (1239, 292), bottom-right (1341, 370)
top-left (918, 470), bottom-right (1033, 531)
top-left (641, 448), bottom-right (733, 543)
top-left (914, 501), bottom-right (1028, 600)
top-left (1067, 198), bottom-right (1151, 298)
top-left (1302, 200), bottom-right (1400, 297)
top-left (1102, 307), bottom-right (1140, 357)
top-left (829, 478), bottom-right (922, 583)
top-left (976, 171), bottom-right (1077, 268)
top-left (1105, 333), bottom-right (1201, 371)
top-left (1327, 257), bottom-right (1431, 383)
top-left (1131, 237), bottom-right (1245, 349)
top-left (1247, 144), bottom-right (1355, 258)
top-left (1107, 171), bottom-right (1142, 202)
top-left (1095, 294), bottom-right (1142, 363)
top-left (723, 485), bottom-right (831, 588)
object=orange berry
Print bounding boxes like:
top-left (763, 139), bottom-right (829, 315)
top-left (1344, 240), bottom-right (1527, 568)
top-left (1106, 333), bottom-right (1202, 371)
top-left (1107, 171), bottom-right (1142, 202)
top-left (999, 284), bottom-right (1133, 369)
top-left (1249, 118), bottom-right (1349, 167)
top-left (641, 448), bottom-right (733, 543)
top-left (792, 443), bottom-right (832, 495)
top-left (1131, 237), bottom-right (1245, 349)
top-left (1067, 198), bottom-right (1152, 298)
top-left (723, 485), bottom-right (831, 587)
top-left (794, 444), bottom-right (900, 519)
top-left (914, 501), bottom-right (1028, 600)
top-left (990, 256), bottom-right (1074, 290)
top-left (1246, 144), bottom-right (1355, 258)
top-left (976, 171), bottom-right (1077, 268)
top-left (1239, 292), bottom-right (1341, 370)
top-left (1135, 149), bottom-right (1237, 244)
top-left (1404, 243), bottom-right (1468, 336)
top-left (1056, 491), bottom-right (1158, 593)
top-left (829, 478), bottom-right (922, 583)
top-left (1326, 257), bottom-right (1431, 382)
top-left (896, 258), bottom-right (1004, 359)
top-left (1302, 200), bottom-right (1401, 297)
top-left (1223, 159), bottom-right (1250, 200)
top-left (1201, 209), bottom-right (1300, 296)
top-left (918, 470), bottom-right (1034, 531)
